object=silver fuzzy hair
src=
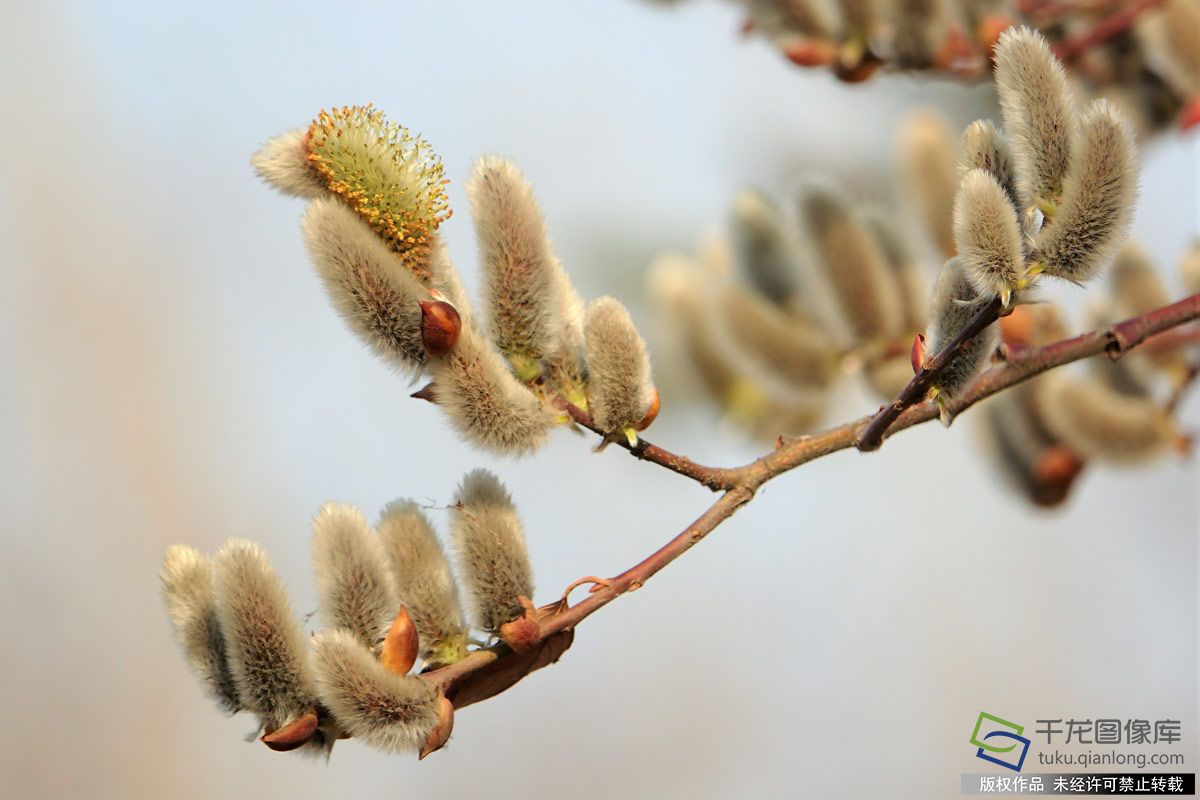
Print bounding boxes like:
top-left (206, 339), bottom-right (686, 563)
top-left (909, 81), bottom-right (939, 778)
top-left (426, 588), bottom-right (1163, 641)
top-left (311, 503), bottom-right (399, 649)
top-left (744, 0), bottom-right (833, 39)
top-left (541, 277), bottom-right (589, 406)
top-left (1034, 99), bottom-right (1137, 286)
top-left (718, 284), bottom-right (838, 391)
top-left (212, 538), bottom-right (316, 735)
top-left (426, 319), bottom-right (556, 455)
top-left (377, 500), bottom-right (467, 667)
top-left (925, 256), bottom-right (1000, 404)
top-left (161, 546), bottom-right (241, 713)
top-left (953, 169), bottom-right (1025, 303)
top-left (251, 129), bottom-right (326, 199)
top-left (1036, 373), bottom-right (1173, 463)
top-left (896, 109), bottom-right (958, 258)
top-left (467, 156), bottom-right (576, 378)
top-left (449, 469), bottom-right (534, 632)
top-left (795, 180), bottom-right (904, 344)
top-left (428, 238), bottom-right (474, 324)
top-left (301, 198), bottom-right (428, 376)
top-left (958, 120), bottom-right (1023, 213)
top-left (1162, 0), bottom-right (1200, 96)
top-left (993, 27), bottom-right (1076, 205)
top-left (310, 629), bottom-right (440, 754)
top-left (583, 296), bottom-right (657, 435)
top-left (730, 187), bottom-right (803, 308)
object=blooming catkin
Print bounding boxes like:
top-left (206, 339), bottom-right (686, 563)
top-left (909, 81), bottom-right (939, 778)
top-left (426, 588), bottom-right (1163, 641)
top-left (212, 539), bottom-right (315, 735)
top-left (583, 296), bottom-right (657, 438)
top-left (925, 257), bottom-right (1000, 416)
top-left (426, 319), bottom-right (556, 455)
top-left (449, 469), bottom-right (534, 632)
top-left (467, 156), bottom-right (576, 381)
top-left (161, 546), bottom-right (241, 713)
top-left (1037, 374), bottom-right (1174, 463)
top-left (896, 109), bottom-right (958, 257)
top-left (1035, 99), bottom-right (1137, 286)
top-left (377, 500), bottom-right (468, 668)
top-left (311, 629), bottom-right (440, 754)
top-left (729, 188), bottom-right (802, 307)
top-left (302, 198), bottom-right (430, 376)
top-left (311, 503), bottom-right (399, 649)
top-left (993, 27), bottom-right (1076, 205)
top-left (251, 129), bottom-right (326, 198)
top-left (795, 181), bottom-right (903, 344)
top-left (304, 106), bottom-right (451, 278)
top-left (958, 119), bottom-right (1022, 212)
top-left (953, 169), bottom-right (1026, 304)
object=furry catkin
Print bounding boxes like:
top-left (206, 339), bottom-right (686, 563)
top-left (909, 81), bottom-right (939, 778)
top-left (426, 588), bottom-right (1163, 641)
top-left (426, 319), bottom-right (556, 455)
top-left (304, 106), bottom-right (450, 278)
top-left (311, 629), bottom-right (440, 754)
top-left (862, 209), bottom-right (926, 333)
top-left (730, 188), bottom-right (802, 307)
top-left (467, 156), bottom-right (576, 380)
top-left (1181, 241), bottom-right (1200, 295)
top-left (302, 198), bottom-right (429, 376)
top-left (252, 129), bottom-right (326, 198)
top-left (1037, 373), bottom-right (1174, 463)
top-left (583, 296), bottom-right (657, 436)
top-left (212, 539), bottom-right (315, 734)
top-left (888, 0), bottom-right (948, 69)
top-left (925, 256), bottom-right (1000, 406)
top-left (795, 181), bottom-right (904, 343)
top-left (953, 169), bottom-right (1026, 303)
top-left (377, 500), bottom-right (468, 668)
top-left (1035, 99), bottom-right (1137, 286)
top-left (1110, 243), bottom-right (1169, 317)
top-left (311, 503), bottom-right (399, 649)
top-left (958, 120), bottom-right (1022, 212)
top-left (993, 27), bottom-right (1076, 205)
top-left (648, 255), bottom-right (826, 439)
top-left (161, 546), bottom-right (241, 713)
top-left (719, 284), bottom-right (838, 390)
top-left (1162, 0), bottom-right (1200, 95)
top-left (896, 109), bottom-right (958, 257)
top-left (979, 383), bottom-right (1082, 507)
top-left (449, 469), bottom-right (534, 632)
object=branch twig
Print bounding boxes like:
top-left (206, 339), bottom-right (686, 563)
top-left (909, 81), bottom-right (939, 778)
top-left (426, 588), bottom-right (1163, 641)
top-left (417, 292), bottom-right (1200, 710)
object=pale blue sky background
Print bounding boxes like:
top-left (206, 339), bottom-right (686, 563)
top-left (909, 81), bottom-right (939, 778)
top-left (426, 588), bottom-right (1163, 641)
top-left (1, 2), bottom-right (1196, 798)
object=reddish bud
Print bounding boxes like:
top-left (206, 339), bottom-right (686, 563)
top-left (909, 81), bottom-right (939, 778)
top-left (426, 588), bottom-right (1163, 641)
top-left (380, 607), bottom-right (419, 676)
top-left (261, 711), bottom-right (319, 752)
top-left (499, 615), bottom-right (541, 654)
top-left (784, 39), bottom-right (836, 67)
top-left (633, 387), bottom-right (661, 432)
top-left (420, 300), bottom-right (461, 357)
top-left (976, 15), bottom-right (1014, 55)
top-left (910, 333), bottom-right (926, 374)
top-left (1179, 96), bottom-right (1200, 132)
top-left (418, 695), bottom-right (455, 760)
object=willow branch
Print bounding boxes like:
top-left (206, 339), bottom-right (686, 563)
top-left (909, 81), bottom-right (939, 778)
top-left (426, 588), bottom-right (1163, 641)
top-left (857, 296), bottom-right (1005, 451)
top-left (416, 292), bottom-right (1200, 710)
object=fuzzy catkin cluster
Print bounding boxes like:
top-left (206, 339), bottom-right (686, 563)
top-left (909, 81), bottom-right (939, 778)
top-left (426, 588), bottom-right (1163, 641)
top-left (648, 175), bottom-right (923, 441)
top-left (253, 107), bottom-right (657, 453)
top-left (690, 2), bottom-right (1200, 134)
top-left (162, 470), bottom-right (539, 757)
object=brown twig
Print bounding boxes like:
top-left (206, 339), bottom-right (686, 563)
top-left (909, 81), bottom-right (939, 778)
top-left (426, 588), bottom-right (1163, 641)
top-left (856, 296), bottom-right (1005, 451)
top-left (416, 292), bottom-right (1200, 709)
